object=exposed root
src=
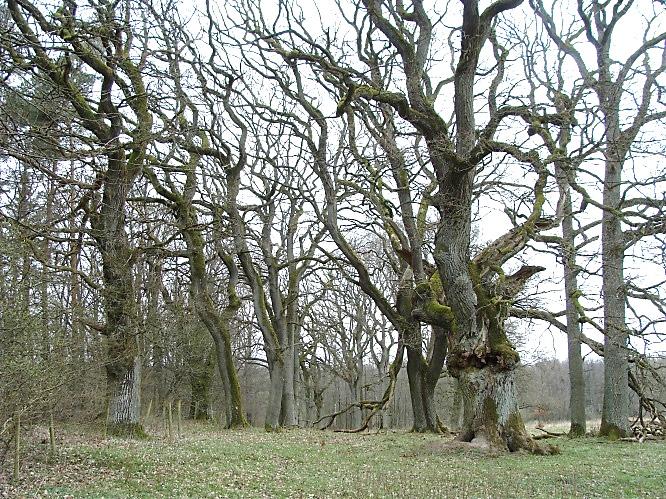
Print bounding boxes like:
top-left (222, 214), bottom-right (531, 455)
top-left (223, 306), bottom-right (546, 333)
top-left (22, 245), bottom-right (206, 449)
top-left (457, 427), bottom-right (559, 455)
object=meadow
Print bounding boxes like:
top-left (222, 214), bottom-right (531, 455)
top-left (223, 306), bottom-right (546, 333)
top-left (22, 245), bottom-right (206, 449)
top-left (1, 422), bottom-right (664, 498)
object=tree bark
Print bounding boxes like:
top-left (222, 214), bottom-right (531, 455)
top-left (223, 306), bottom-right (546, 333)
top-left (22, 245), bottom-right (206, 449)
top-left (97, 172), bottom-right (144, 437)
top-left (457, 368), bottom-right (550, 453)
top-left (189, 353), bottom-right (213, 420)
top-left (265, 353), bottom-right (286, 431)
top-left (561, 191), bottom-right (587, 437)
top-left (598, 67), bottom-right (630, 437)
top-left (599, 155), bottom-right (630, 438)
top-left (107, 356), bottom-right (143, 437)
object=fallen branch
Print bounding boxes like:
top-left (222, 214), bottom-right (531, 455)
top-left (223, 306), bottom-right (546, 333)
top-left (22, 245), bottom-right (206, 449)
top-left (314, 343), bottom-right (405, 433)
top-left (532, 427), bottom-right (566, 440)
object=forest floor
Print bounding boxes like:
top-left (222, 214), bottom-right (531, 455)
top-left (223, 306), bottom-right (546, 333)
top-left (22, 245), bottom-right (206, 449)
top-left (1, 421), bottom-right (665, 498)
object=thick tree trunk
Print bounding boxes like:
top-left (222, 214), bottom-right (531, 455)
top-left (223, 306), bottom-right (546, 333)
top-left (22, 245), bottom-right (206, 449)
top-left (450, 379), bottom-right (464, 431)
top-left (107, 357), bottom-right (143, 436)
top-left (457, 368), bottom-right (551, 453)
top-left (100, 233), bottom-right (144, 437)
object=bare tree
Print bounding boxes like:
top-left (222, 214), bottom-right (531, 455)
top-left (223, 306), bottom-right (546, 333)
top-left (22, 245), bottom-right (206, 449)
top-left (3, 0), bottom-right (155, 435)
top-left (531, 0), bottom-right (666, 438)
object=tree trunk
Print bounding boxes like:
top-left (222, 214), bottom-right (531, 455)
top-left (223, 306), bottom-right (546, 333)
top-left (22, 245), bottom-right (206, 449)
top-left (280, 330), bottom-right (298, 427)
top-left (184, 220), bottom-right (247, 429)
top-left (457, 368), bottom-right (550, 453)
top-left (450, 379), bottom-right (464, 431)
top-left (563, 232), bottom-right (586, 437)
top-left (406, 347), bottom-right (438, 432)
top-left (189, 355), bottom-right (213, 420)
top-left (100, 230), bottom-right (144, 437)
top-left (599, 156), bottom-right (630, 438)
top-left (555, 135), bottom-right (587, 437)
top-left (265, 353), bottom-right (286, 431)
top-left (107, 356), bottom-right (143, 437)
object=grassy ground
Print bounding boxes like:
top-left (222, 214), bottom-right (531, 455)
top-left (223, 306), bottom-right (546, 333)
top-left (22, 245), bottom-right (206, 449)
top-left (1, 422), bottom-right (664, 498)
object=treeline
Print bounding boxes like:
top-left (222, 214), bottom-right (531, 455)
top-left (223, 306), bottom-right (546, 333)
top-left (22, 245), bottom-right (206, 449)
top-left (1, 0), bottom-right (665, 460)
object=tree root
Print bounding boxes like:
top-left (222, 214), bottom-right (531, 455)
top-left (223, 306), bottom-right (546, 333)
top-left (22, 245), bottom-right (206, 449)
top-left (457, 428), bottom-right (560, 455)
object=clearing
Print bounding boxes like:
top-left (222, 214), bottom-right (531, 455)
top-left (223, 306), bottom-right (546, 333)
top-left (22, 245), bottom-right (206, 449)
top-left (1, 423), bottom-right (664, 498)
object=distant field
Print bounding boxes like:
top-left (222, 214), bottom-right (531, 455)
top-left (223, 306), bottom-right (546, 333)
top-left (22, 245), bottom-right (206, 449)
top-left (1, 423), bottom-right (664, 498)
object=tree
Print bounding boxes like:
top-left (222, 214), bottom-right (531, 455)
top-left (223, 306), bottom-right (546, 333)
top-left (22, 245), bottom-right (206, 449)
top-left (531, 0), bottom-right (666, 438)
top-left (3, 0), bottom-right (154, 435)
top-left (235, 0), bottom-right (563, 451)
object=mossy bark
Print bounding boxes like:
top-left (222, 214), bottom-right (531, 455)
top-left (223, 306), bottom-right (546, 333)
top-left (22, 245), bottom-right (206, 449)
top-left (399, 284), bottom-right (447, 433)
top-left (446, 265), bottom-right (555, 453)
top-left (102, 236), bottom-right (144, 437)
top-left (457, 368), bottom-right (557, 454)
top-left (189, 353), bottom-right (213, 420)
top-left (180, 206), bottom-right (248, 429)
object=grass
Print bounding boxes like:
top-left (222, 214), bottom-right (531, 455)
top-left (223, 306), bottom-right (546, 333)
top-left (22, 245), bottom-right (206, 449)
top-left (1, 422), bottom-right (665, 498)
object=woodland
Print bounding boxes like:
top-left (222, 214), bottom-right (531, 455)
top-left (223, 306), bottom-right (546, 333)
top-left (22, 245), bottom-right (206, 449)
top-left (1, 0), bottom-right (666, 479)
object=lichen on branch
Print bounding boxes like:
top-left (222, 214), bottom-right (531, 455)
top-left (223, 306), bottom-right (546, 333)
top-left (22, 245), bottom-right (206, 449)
top-left (411, 278), bottom-right (455, 329)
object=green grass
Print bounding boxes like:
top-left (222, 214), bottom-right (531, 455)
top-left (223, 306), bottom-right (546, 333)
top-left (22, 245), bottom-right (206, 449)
top-left (2, 423), bottom-right (665, 498)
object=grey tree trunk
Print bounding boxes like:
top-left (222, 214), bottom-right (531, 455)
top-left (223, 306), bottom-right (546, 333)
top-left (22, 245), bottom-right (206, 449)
top-left (450, 379), bottom-right (464, 431)
top-left (107, 357), bottom-right (142, 436)
top-left (598, 70), bottom-right (630, 437)
top-left (457, 369), bottom-right (547, 452)
top-left (600, 156), bottom-right (630, 438)
top-left (265, 355), bottom-right (286, 430)
top-left (280, 329), bottom-right (297, 427)
top-left (561, 193), bottom-right (587, 436)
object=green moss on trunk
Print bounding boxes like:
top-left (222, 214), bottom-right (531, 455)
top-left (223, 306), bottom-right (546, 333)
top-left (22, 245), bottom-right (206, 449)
top-left (599, 422), bottom-right (627, 440)
top-left (107, 422), bottom-right (148, 439)
top-left (569, 422), bottom-right (586, 438)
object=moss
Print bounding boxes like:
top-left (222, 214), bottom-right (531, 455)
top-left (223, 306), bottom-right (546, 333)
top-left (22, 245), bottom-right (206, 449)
top-left (227, 419), bottom-right (250, 430)
top-left (107, 422), bottom-right (148, 439)
top-left (481, 397), bottom-right (503, 448)
top-left (599, 422), bottom-right (627, 440)
top-left (504, 412), bottom-right (560, 455)
top-left (429, 272), bottom-right (443, 298)
top-left (412, 282), bottom-right (455, 329)
top-left (569, 423), bottom-right (586, 438)
top-left (467, 263), bottom-right (519, 367)
top-left (423, 301), bottom-right (455, 326)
